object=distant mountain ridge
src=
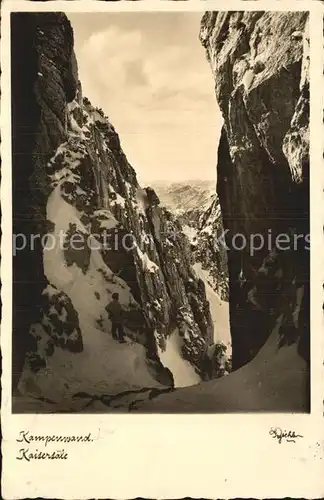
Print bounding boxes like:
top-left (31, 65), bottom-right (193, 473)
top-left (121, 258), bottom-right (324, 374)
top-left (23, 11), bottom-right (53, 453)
top-left (152, 179), bottom-right (216, 216)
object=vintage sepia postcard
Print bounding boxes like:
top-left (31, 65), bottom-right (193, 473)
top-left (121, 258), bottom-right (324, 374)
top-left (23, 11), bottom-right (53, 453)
top-left (1, 0), bottom-right (324, 498)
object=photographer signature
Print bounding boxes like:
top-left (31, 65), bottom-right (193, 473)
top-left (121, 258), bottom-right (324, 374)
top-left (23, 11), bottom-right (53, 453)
top-left (269, 427), bottom-right (303, 444)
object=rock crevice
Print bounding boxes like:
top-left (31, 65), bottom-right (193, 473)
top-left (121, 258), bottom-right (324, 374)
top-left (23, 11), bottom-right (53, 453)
top-left (200, 11), bottom-right (310, 372)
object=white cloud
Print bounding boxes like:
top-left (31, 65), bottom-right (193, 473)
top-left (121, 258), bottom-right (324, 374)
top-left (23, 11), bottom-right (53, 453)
top-left (72, 17), bottom-right (222, 182)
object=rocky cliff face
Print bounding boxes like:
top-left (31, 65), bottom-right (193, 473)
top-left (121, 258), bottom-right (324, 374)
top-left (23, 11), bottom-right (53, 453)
top-left (12, 12), bottom-right (214, 411)
top-left (12, 13), bottom-right (79, 391)
top-left (199, 11), bottom-right (310, 373)
top-left (193, 194), bottom-right (229, 301)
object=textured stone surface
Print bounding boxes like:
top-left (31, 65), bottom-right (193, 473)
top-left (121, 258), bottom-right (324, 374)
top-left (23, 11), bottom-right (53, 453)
top-left (193, 194), bottom-right (229, 301)
top-left (199, 11), bottom-right (310, 374)
top-left (11, 13), bottom-right (78, 389)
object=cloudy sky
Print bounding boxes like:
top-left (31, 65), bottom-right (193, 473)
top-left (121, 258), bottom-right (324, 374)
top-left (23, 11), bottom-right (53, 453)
top-left (68, 12), bottom-right (223, 184)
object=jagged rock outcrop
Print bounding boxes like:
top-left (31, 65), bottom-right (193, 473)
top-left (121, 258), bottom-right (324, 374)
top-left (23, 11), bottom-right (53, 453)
top-left (136, 11), bottom-right (310, 412)
top-left (12, 12), bottom-right (214, 410)
top-left (193, 194), bottom-right (229, 301)
top-left (11, 13), bottom-right (79, 390)
top-left (155, 182), bottom-right (229, 301)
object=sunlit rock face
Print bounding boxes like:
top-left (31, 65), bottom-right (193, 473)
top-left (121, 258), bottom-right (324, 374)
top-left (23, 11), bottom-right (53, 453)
top-left (12, 13), bottom-right (215, 410)
top-left (192, 193), bottom-right (229, 302)
top-left (199, 11), bottom-right (310, 373)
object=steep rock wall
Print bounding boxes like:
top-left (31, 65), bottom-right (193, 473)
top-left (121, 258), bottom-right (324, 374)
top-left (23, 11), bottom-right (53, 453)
top-left (193, 194), bottom-right (229, 301)
top-left (11, 13), bottom-right (79, 390)
top-left (12, 13), bottom-right (214, 409)
top-left (200, 11), bottom-right (310, 373)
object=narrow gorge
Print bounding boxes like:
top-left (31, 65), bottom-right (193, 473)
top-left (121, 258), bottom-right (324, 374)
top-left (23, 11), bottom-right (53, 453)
top-left (11, 10), bottom-right (310, 413)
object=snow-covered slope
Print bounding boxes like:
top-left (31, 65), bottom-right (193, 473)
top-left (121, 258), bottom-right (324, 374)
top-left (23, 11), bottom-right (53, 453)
top-left (18, 184), bottom-right (163, 405)
top-left (193, 263), bottom-right (231, 351)
top-left (133, 315), bottom-right (309, 412)
top-left (156, 329), bottom-right (201, 388)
